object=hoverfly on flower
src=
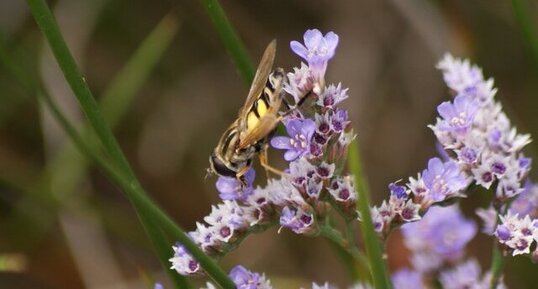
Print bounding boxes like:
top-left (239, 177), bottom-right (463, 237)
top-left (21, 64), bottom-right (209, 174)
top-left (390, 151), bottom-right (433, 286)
top-left (208, 40), bottom-right (286, 186)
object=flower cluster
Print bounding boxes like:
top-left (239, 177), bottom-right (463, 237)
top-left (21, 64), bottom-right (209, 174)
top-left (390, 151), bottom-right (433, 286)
top-left (433, 54), bottom-right (531, 199)
top-left (510, 181), bottom-right (538, 218)
top-left (475, 181), bottom-right (538, 257)
top-left (170, 29), bottom-right (359, 277)
top-left (273, 28), bottom-right (358, 232)
top-left (437, 259), bottom-right (506, 289)
top-left (495, 211), bottom-right (538, 256)
top-left (370, 54), bottom-right (532, 240)
top-left (391, 205), bottom-right (506, 289)
top-left (401, 205), bottom-right (476, 272)
top-left (169, 28), bottom-right (533, 288)
top-left (196, 265), bottom-right (374, 289)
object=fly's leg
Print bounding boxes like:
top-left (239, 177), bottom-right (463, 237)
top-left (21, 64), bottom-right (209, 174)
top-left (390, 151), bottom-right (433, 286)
top-left (259, 148), bottom-right (284, 177)
top-left (235, 165), bottom-right (251, 188)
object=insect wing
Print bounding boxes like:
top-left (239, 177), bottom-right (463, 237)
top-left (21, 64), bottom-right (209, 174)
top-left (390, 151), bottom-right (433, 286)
top-left (238, 40), bottom-right (277, 119)
top-left (238, 108), bottom-right (281, 149)
top-left (238, 70), bottom-right (284, 149)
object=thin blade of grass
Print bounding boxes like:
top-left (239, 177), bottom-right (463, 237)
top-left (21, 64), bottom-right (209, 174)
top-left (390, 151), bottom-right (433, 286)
top-left (100, 14), bottom-right (179, 126)
top-left (199, 0), bottom-right (254, 84)
top-left (43, 14), bottom-right (188, 288)
top-left (25, 0), bottom-right (234, 287)
top-left (512, 0), bottom-right (538, 74)
top-left (348, 140), bottom-right (392, 289)
top-left (1, 27), bottom-right (191, 288)
top-left (38, 72), bottom-right (233, 289)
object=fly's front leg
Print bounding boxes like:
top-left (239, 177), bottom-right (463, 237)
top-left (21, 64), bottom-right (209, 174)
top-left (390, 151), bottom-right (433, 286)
top-left (259, 147), bottom-right (284, 177)
top-left (235, 165), bottom-right (251, 188)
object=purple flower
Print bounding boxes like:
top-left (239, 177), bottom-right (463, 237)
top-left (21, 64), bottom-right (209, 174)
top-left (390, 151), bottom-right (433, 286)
top-left (496, 175), bottom-right (523, 199)
top-left (328, 177), bottom-right (357, 202)
top-left (389, 182), bottom-right (408, 199)
top-left (317, 83), bottom-right (348, 108)
top-left (488, 155), bottom-right (509, 177)
top-left (399, 200), bottom-right (421, 222)
top-left (204, 201), bottom-right (247, 230)
top-left (519, 156), bottom-right (532, 171)
top-left (284, 63), bottom-right (314, 104)
top-left (169, 242), bottom-right (200, 276)
top-left (510, 181), bottom-right (538, 217)
top-left (476, 206), bottom-right (497, 235)
top-left (402, 205), bottom-right (476, 262)
top-left (290, 29), bottom-right (339, 84)
top-left (457, 147), bottom-right (478, 164)
top-left (271, 118), bottom-right (316, 161)
top-left (279, 206), bottom-right (316, 235)
top-left (439, 259), bottom-right (483, 289)
top-left (329, 109), bottom-right (350, 133)
top-left (437, 95), bottom-right (479, 135)
top-left (288, 158), bottom-right (316, 187)
top-left (229, 266), bottom-right (263, 289)
top-left (392, 269), bottom-right (424, 289)
top-left (471, 165), bottom-right (494, 189)
top-left (495, 225), bottom-right (511, 241)
top-left (227, 266), bottom-right (273, 289)
top-left (421, 158), bottom-right (467, 202)
top-left (315, 113), bottom-right (331, 135)
top-left (154, 283), bottom-right (164, 289)
top-left (216, 168), bottom-right (255, 201)
top-left (430, 211), bottom-right (477, 256)
top-left (495, 212), bottom-right (538, 256)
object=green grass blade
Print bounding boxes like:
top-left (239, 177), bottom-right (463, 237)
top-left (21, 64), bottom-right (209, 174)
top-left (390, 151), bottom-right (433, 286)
top-left (39, 79), bottom-right (234, 289)
top-left (47, 13), bottom-right (180, 201)
top-left (26, 0), bottom-right (133, 178)
top-left (512, 0), bottom-right (538, 74)
top-left (348, 140), bottom-right (392, 289)
top-left (100, 14), bottom-right (179, 126)
top-left (45, 13), bottom-right (188, 287)
top-left (25, 0), bottom-right (234, 287)
top-left (144, 218), bottom-right (191, 289)
top-left (489, 243), bottom-right (504, 289)
top-left (200, 0), bottom-right (254, 84)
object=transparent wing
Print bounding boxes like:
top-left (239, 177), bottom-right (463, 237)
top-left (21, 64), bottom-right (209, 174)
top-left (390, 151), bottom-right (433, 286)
top-left (238, 39), bottom-right (277, 118)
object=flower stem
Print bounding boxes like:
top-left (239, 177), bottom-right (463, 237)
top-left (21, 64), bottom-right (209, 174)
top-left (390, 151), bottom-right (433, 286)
top-left (199, 0), bottom-right (255, 85)
top-left (348, 140), bottom-right (393, 289)
top-left (319, 224), bottom-right (370, 272)
top-left (39, 89), bottom-right (234, 289)
top-left (490, 243), bottom-right (504, 289)
top-left (1, 17), bottom-right (192, 289)
top-left (25, 0), bottom-right (234, 287)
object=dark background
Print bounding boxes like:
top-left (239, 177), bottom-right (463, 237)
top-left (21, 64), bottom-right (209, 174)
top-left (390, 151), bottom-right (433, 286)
top-left (0, 0), bottom-right (537, 288)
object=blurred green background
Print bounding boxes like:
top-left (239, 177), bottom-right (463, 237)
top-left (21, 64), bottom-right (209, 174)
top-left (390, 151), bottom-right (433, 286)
top-left (1, 0), bottom-right (538, 288)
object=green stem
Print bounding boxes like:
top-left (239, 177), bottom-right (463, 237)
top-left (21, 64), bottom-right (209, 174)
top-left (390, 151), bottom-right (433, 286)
top-left (1, 24), bottom-right (191, 289)
top-left (488, 203), bottom-right (508, 289)
top-left (199, 0), bottom-right (254, 84)
top-left (490, 244), bottom-right (504, 289)
top-left (325, 235), bottom-right (362, 282)
top-left (26, 0), bottom-right (132, 180)
top-left (144, 218), bottom-right (191, 289)
top-left (348, 140), bottom-right (392, 289)
top-left (512, 0), bottom-right (538, 75)
top-left (38, 90), bottom-right (234, 289)
top-left (26, 0), bottom-right (234, 287)
top-left (100, 14), bottom-right (179, 126)
top-left (319, 224), bottom-right (370, 270)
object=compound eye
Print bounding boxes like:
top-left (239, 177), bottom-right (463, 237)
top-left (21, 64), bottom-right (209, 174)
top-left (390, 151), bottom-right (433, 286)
top-left (210, 154), bottom-right (237, 178)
